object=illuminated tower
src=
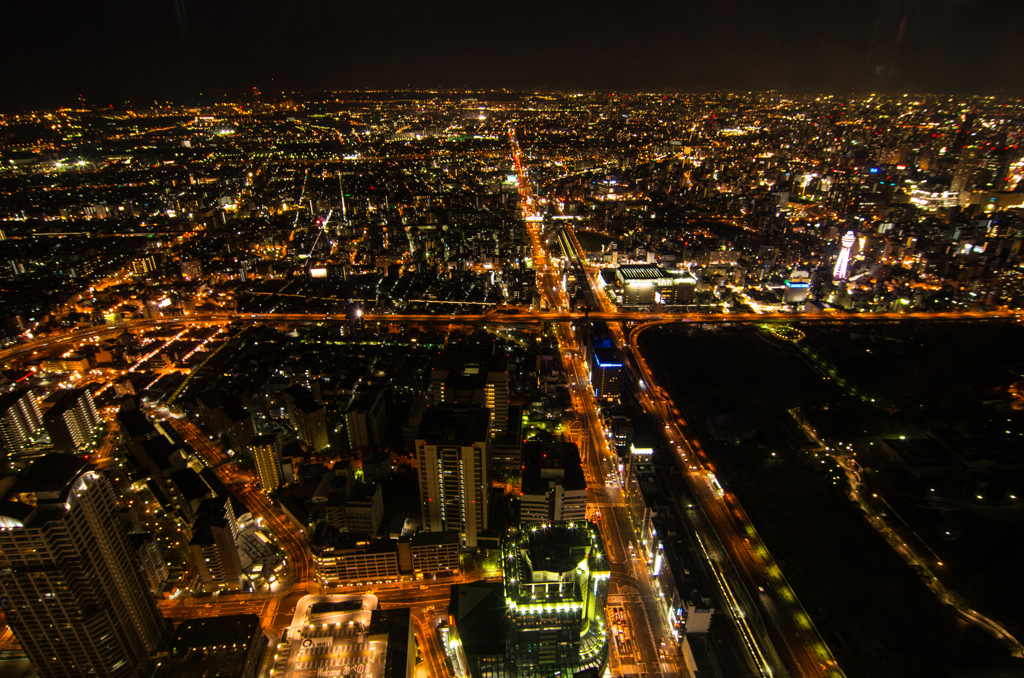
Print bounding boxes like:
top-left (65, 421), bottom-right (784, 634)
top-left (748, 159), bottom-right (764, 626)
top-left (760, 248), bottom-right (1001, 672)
top-left (833, 231), bottom-right (856, 281)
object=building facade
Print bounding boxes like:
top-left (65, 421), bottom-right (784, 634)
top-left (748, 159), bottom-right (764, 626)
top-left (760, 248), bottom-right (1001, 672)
top-left (415, 405), bottom-right (490, 549)
top-left (0, 454), bottom-right (169, 678)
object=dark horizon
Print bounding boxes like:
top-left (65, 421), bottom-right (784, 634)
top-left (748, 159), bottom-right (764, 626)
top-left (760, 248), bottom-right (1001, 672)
top-left (3, 0), bottom-right (1024, 112)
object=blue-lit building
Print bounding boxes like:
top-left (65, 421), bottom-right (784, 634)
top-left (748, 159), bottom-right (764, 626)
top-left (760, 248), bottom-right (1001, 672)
top-left (583, 322), bottom-right (622, 402)
top-left (783, 273), bottom-right (811, 304)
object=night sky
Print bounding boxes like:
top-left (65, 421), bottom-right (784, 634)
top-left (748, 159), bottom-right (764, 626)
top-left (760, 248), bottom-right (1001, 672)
top-left (2, 0), bottom-right (1023, 110)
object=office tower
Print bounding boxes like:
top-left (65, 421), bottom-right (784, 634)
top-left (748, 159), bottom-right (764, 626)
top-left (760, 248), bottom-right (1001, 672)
top-left (519, 442), bottom-right (587, 523)
top-left (504, 522), bottom-right (609, 677)
top-left (284, 385), bottom-right (329, 451)
top-left (188, 496), bottom-right (242, 592)
top-left (43, 388), bottom-right (100, 451)
top-left (581, 322), bottom-right (622, 401)
top-left (325, 480), bottom-right (384, 535)
top-left (250, 433), bottom-right (284, 491)
top-left (343, 387), bottom-right (387, 452)
top-left (0, 389), bottom-right (43, 455)
top-left (832, 231), bottom-right (856, 281)
top-left (447, 521), bottom-right (610, 678)
top-left (430, 345), bottom-right (509, 434)
top-left (415, 405), bottom-right (490, 549)
top-left (0, 454), bottom-right (170, 677)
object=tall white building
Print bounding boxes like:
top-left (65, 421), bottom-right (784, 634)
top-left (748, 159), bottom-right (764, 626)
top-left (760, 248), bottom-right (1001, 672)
top-left (0, 454), bottom-right (169, 677)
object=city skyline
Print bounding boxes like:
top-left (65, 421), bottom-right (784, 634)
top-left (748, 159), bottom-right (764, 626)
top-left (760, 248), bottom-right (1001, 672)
top-left (1, 78), bottom-right (1023, 678)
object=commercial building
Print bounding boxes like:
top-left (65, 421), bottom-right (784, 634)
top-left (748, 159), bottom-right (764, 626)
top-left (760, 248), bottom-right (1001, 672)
top-left (325, 480), bottom-right (384, 536)
top-left (42, 388), bottom-right (100, 451)
top-left (445, 521), bottom-right (610, 678)
top-left (403, 530), bottom-right (460, 577)
top-left (270, 595), bottom-right (415, 678)
top-left (154, 614), bottom-right (267, 678)
top-left (615, 264), bottom-right (688, 306)
top-left (415, 405), bottom-right (491, 548)
top-left (0, 454), bottom-right (170, 677)
top-left (0, 389), bottom-right (43, 455)
top-left (783, 271), bottom-right (812, 304)
top-left (519, 442), bottom-right (587, 524)
top-left (312, 527), bottom-right (461, 586)
top-left (284, 384), bottom-right (330, 451)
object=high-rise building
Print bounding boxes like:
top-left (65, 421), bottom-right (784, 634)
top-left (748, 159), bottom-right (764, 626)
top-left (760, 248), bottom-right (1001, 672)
top-left (430, 345), bottom-right (509, 434)
top-left (250, 433), bottom-right (284, 491)
top-left (446, 521), bottom-right (610, 678)
top-left (43, 388), bottom-right (100, 451)
top-left (0, 454), bottom-right (170, 677)
top-left (188, 496), bottom-right (242, 592)
top-left (0, 389), bottom-right (43, 455)
top-left (284, 385), bottom-right (330, 451)
top-left (415, 405), bottom-right (490, 549)
top-left (343, 387), bottom-right (387, 452)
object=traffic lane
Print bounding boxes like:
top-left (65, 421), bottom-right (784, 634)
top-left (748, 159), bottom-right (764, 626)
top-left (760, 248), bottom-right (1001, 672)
top-left (694, 479), bottom-right (829, 678)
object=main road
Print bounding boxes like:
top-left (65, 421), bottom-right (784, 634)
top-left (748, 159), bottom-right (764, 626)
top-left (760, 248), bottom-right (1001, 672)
top-left (510, 127), bottom-right (681, 678)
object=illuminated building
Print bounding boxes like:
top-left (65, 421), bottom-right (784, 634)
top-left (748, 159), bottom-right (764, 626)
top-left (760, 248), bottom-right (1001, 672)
top-left (613, 265), bottom-right (695, 307)
top-left (42, 388), bottom-right (100, 451)
top-left (179, 259), bottom-right (203, 280)
top-left (131, 254), bottom-right (158, 277)
top-left (249, 433), bottom-right (284, 491)
top-left (270, 595), bottom-right (414, 678)
top-left (783, 271), bottom-right (811, 304)
top-left (415, 405), bottom-right (490, 549)
top-left (0, 389), bottom-right (43, 455)
top-left (582, 322), bottom-right (622, 401)
top-left (445, 521), bottom-right (610, 678)
top-left (0, 454), bottom-right (169, 678)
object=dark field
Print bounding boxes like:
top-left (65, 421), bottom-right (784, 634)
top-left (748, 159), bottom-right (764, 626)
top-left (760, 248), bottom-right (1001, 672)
top-left (640, 322), bottom-right (1024, 678)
